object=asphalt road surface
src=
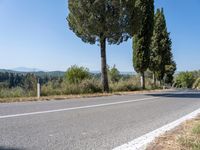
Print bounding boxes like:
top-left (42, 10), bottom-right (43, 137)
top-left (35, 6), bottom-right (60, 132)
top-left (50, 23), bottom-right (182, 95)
top-left (0, 89), bottom-right (200, 150)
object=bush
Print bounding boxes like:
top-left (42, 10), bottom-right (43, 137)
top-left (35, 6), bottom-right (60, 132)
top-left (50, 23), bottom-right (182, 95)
top-left (193, 78), bottom-right (200, 89)
top-left (65, 65), bottom-right (90, 84)
top-left (62, 79), bottom-right (102, 95)
top-left (79, 79), bottom-right (102, 93)
top-left (41, 78), bottom-right (102, 96)
top-left (41, 81), bottom-right (63, 96)
top-left (175, 72), bottom-right (196, 88)
top-left (0, 87), bottom-right (34, 98)
top-left (108, 65), bottom-right (121, 83)
top-left (110, 77), bottom-right (141, 92)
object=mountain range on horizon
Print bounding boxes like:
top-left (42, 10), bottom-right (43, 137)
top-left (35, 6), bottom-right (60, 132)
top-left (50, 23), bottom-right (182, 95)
top-left (12, 67), bottom-right (44, 72)
top-left (0, 67), bottom-right (135, 75)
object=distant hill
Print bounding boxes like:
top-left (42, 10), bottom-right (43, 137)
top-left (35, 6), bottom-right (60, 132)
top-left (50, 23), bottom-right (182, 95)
top-left (12, 67), bottom-right (42, 72)
top-left (0, 68), bottom-right (135, 78)
top-left (0, 69), bottom-right (65, 78)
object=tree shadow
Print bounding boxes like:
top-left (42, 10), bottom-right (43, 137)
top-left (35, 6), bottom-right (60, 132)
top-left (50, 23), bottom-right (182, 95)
top-left (146, 92), bottom-right (200, 99)
top-left (0, 146), bottom-right (26, 150)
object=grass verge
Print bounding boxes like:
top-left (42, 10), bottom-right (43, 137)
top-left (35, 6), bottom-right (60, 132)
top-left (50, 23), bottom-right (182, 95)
top-left (146, 116), bottom-right (200, 150)
top-left (0, 89), bottom-right (171, 103)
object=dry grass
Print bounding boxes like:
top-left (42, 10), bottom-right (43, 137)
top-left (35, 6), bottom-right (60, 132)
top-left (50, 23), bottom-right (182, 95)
top-left (0, 89), bottom-right (171, 103)
top-left (146, 116), bottom-right (200, 150)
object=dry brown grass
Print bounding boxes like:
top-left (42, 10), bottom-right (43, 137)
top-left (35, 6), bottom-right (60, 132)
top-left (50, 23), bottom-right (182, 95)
top-left (0, 89), bottom-right (171, 103)
top-left (146, 116), bottom-right (200, 150)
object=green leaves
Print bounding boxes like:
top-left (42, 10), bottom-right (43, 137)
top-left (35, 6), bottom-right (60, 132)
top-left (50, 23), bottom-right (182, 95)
top-left (68, 0), bottom-right (132, 45)
top-left (64, 65), bottom-right (90, 84)
top-left (175, 72), bottom-right (195, 88)
top-left (132, 0), bottom-right (154, 88)
top-left (149, 8), bottom-right (176, 83)
top-left (67, 0), bottom-right (140, 92)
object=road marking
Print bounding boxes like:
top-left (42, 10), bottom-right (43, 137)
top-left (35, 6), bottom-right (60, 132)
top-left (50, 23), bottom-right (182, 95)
top-left (0, 97), bottom-right (159, 119)
top-left (113, 107), bottom-right (200, 150)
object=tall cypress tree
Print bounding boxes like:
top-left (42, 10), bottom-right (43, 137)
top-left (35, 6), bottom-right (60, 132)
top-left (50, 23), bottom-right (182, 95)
top-left (149, 9), bottom-right (163, 85)
top-left (133, 0), bottom-right (154, 89)
top-left (149, 8), bottom-right (176, 86)
top-left (67, 0), bottom-right (135, 92)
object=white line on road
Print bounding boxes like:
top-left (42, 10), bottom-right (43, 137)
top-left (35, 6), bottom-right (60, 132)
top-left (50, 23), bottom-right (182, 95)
top-left (0, 97), bottom-right (159, 119)
top-left (113, 107), bottom-right (200, 150)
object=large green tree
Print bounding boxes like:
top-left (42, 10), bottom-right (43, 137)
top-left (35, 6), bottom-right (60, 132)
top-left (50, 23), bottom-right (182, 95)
top-left (149, 8), bottom-right (176, 86)
top-left (133, 0), bottom-right (154, 89)
top-left (67, 0), bottom-right (137, 92)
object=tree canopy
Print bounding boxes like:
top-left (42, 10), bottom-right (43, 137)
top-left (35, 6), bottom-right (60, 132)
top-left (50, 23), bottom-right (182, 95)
top-left (150, 8), bottom-right (176, 84)
top-left (133, 0), bottom-right (154, 89)
top-left (67, 0), bottom-right (138, 92)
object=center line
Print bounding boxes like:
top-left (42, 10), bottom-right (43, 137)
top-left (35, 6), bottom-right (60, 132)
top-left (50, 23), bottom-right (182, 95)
top-left (0, 97), bottom-right (159, 119)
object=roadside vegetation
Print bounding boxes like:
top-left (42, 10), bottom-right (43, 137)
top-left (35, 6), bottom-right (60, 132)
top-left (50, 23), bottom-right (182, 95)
top-left (174, 70), bottom-right (200, 89)
top-left (3, 1), bottom-right (198, 99)
top-left (67, 1), bottom-right (176, 92)
top-left (0, 65), bottom-right (162, 99)
top-left (147, 117), bottom-right (200, 150)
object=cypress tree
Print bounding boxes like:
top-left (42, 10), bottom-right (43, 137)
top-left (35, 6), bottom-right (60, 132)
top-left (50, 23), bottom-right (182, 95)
top-left (67, 0), bottom-right (134, 92)
top-left (149, 8), bottom-right (176, 86)
top-left (133, 0), bottom-right (154, 89)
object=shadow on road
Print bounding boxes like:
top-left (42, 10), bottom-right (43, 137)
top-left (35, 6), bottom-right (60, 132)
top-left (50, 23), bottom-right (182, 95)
top-left (146, 92), bottom-right (200, 99)
top-left (0, 146), bottom-right (26, 150)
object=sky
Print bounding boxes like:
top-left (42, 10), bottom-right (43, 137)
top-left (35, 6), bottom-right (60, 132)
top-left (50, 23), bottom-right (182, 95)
top-left (0, 0), bottom-right (200, 72)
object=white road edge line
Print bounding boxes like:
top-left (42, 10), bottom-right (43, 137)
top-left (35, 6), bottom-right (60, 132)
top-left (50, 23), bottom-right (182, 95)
top-left (0, 97), bottom-right (159, 119)
top-left (113, 107), bottom-right (200, 150)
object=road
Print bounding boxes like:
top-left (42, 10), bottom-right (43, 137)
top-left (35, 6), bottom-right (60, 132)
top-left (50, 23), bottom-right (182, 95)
top-left (0, 89), bottom-right (200, 150)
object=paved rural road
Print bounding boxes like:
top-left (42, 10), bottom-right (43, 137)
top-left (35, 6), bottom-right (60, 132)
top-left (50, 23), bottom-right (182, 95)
top-left (0, 89), bottom-right (200, 150)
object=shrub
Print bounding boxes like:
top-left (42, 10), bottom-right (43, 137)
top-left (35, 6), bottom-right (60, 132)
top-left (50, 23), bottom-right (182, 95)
top-left (65, 65), bottom-right (90, 84)
top-left (175, 72), bottom-right (196, 88)
top-left (79, 79), bottom-right (102, 93)
top-left (41, 81), bottom-right (62, 96)
top-left (110, 77), bottom-right (141, 92)
top-left (0, 87), bottom-right (34, 98)
top-left (108, 65), bottom-right (121, 83)
top-left (193, 78), bottom-right (200, 89)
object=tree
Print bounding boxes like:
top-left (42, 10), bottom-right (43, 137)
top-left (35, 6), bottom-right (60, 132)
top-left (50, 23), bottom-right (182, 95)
top-left (65, 65), bottom-right (90, 84)
top-left (23, 73), bottom-right (37, 91)
top-left (149, 8), bottom-right (176, 86)
top-left (67, 0), bottom-right (136, 92)
top-left (133, 0), bottom-right (154, 89)
top-left (108, 65), bottom-right (120, 83)
top-left (175, 72), bottom-right (195, 88)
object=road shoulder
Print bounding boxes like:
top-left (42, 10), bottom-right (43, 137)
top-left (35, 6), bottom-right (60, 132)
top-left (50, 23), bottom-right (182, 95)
top-left (146, 116), bottom-right (200, 150)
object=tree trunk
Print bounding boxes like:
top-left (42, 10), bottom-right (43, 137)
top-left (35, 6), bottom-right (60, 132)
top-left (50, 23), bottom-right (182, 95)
top-left (141, 72), bottom-right (145, 89)
top-left (159, 80), bottom-right (162, 87)
top-left (153, 73), bottom-right (156, 87)
top-left (100, 36), bottom-right (109, 93)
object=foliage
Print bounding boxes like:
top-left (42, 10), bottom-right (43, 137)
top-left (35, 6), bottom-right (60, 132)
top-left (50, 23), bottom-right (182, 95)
top-left (41, 78), bottom-right (102, 96)
top-left (175, 72), bottom-right (196, 88)
top-left (164, 61), bottom-right (177, 85)
top-left (67, 0), bottom-right (139, 92)
top-left (108, 65), bottom-right (120, 83)
top-left (22, 73), bottom-right (37, 91)
top-left (133, 0), bottom-right (154, 89)
top-left (110, 77), bottom-right (141, 92)
top-left (149, 8), bottom-right (176, 84)
top-left (0, 87), bottom-right (34, 98)
top-left (193, 78), bottom-right (200, 89)
top-left (64, 65), bottom-right (90, 84)
top-left (79, 79), bottom-right (102, 94)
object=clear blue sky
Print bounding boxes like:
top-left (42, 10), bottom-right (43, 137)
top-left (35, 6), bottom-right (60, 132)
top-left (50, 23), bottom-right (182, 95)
top-left (0, 0), bottom-right (200, 72)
